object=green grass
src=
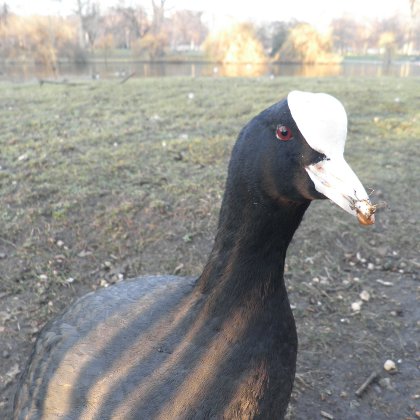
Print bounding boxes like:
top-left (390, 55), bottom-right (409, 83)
top-left (0, 76), bottom-right (419, 296)
top-left (1, 76), bottom-right (419, 418)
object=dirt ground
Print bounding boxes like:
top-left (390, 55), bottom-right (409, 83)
top-left (0, 77), bottom-right (419, 419)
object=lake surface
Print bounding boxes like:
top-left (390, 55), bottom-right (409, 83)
top-left (1, 60), bottom-right (419, 82)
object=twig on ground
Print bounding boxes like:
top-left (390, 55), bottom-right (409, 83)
top-left (38, 79), bottom-right (82, 87)
top-left (0, 236), bottom-right (17, 248)
top-left (355, 371), bottom-right (379, 397)
top-left (119, 72), bottom-right (136, 84)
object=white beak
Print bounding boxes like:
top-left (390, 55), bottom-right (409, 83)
top-left (305, 157), bottom-right (375, 225)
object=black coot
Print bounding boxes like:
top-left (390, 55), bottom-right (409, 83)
top-left (14, 91), bottom-right (375, 420)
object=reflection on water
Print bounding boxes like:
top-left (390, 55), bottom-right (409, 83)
top-left (1, 60), bottom-right (419, 81)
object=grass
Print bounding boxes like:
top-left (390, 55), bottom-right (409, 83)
top-left (0, 76), bottom-right (419, 418)
top-left (0, 76), bottom-right (419, 299)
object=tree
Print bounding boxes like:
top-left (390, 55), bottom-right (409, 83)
top-left (95, 33), bottom-right (115, 63)
top-left (276, 23), bottom-right (341, 64)
top-left (75, 0), bottom-right (100, 51)
top-left (374, 16), bottom-right (405, 50)
top-left (151, 0), bottom-right (167, 35)
top-left (112, 5), bottom-right (149, 49)
top-left (331, 16), bottom-right (370, 54)
top-left (0, 2), bottom-right (9, 25)
top-left (406, 0), bottom-right (419, 53)
top-left (129, 0), bottom-right (169, 59)
top-left (203, 23), bottom-right (266, 63)
top-left (0, 14), bottom-right (77, 70)
top-left (257, 21), bottom-right (295, 57)
top-left (409, 0), bottom-right (419, 16)
top-left (169, 10), bottom-right (207, 50)
top-left (379, 32), bottom-right (397, 64)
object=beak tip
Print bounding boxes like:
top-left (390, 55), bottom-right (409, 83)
top-left (355, 200), bottom-right (376, 226)
top-left (357, 212), bottom-right (375, 226)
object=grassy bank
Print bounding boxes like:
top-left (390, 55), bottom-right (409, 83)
top-left (0, 76), bottom-right (419, 418)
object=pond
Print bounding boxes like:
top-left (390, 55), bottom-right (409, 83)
top-left (1, 60), bottom-right (419, 82)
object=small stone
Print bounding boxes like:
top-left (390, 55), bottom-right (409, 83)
top-left (39, 274), bottom-right (48, 281)
top-left (356, 252), bottom-right (366, 263)
top-left (0, 252), bottom-right (6, 259)
top-left (56, 240), bottom-right (64, 247)
top-left (349, 399), bottom-right (360, 409)
top-left (5, 363), bottom-right (20, 381)
top-left (360, 290), bottom-right (371, 302)
top-left (174, 263), bottom-right (184, 275)
top-left (78, 250), bottom-right (92, 258)
top-left (384, 359), bottom-right (396, 372)
top-left (17, 154), bottom-right (28, 161)
top-left (382, 260), bottom-right (393, 270)
top-left (351, 301), bottom-right (363, 312)
top-left (379, 377), bottom-right (393, 390)
top-left (99, 279), bottom-right (109, 288)
top-left (320, 410), bottom-right (334, 419)
top-left (376, 279), bottom-right (393, 287)
top-left (2, 350), bottom-right (10, 358)
top-left (66, 277), bottom-right (75, 284)
top-left (367, 263), bottom-right (375, 270)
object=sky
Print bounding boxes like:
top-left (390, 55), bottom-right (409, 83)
top-left (6, 0), bottom-right (412, 30)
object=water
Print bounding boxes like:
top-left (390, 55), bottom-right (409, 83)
top-left (1, 60), bottom-right (419, 82)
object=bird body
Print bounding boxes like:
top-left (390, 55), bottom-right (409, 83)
top-left (14, 92), bottom-right (375, 419)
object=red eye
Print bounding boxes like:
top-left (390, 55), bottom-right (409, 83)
top-left (276, 125), bottom-right (293, 141)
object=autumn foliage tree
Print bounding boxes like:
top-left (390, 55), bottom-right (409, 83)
top-left (203, 23), bottom-right (266, 63)
top-left (276, 23), bottom-right (341, 63)
top-left (0, 14), bottom-right (78, 69)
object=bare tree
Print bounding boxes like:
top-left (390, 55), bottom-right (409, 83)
top-left (169, 10), bottom-right (207, 50)
top-left (406, 0), bottom-right (419, 53)
top-left (409, 0), bottom-right (419, 16)
top-left (75, 0), bottom-right (100, 50)
top-left (114, 5), bottom-right (149, 49)
top-left (0, 2), bottom-right (9, 25)
top-left (151, 0), bottom-right (167, 34)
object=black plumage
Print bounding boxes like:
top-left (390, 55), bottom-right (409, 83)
top-left (14, 93), bottom-right (373, 419)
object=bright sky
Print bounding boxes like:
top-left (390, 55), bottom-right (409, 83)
top-left (7, 0), bottom-right (411, 30)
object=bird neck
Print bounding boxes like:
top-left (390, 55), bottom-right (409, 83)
top-left (197, 190), bottom-right (310, 313)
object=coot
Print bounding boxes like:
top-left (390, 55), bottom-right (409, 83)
top-left (14, 91), bottom-right (375, 420)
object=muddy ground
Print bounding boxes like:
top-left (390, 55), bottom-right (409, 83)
top-left (0, 77), bottom-right (419, 419)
